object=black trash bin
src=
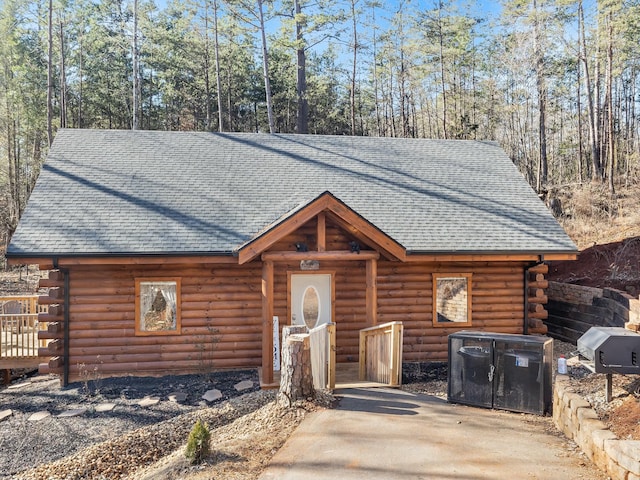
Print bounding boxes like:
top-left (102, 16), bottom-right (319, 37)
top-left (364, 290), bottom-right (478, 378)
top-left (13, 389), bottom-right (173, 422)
top-left (500, 349), bottom-right (543, 413)
top-left (458, 346), bottom-right (491, 383)
top-left (457, 345), bottom-right (492, 405)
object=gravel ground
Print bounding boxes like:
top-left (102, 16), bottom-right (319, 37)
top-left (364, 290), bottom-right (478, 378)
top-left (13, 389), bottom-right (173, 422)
top-left (0, 369), bottom-right (261, 478)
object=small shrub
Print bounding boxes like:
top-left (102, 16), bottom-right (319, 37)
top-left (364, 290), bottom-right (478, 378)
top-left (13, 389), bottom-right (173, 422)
top-left (185, 420), bottom-right (211, 465)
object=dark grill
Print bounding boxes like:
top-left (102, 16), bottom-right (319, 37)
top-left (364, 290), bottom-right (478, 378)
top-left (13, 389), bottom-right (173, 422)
top-left (577, 327), bottom-right (640, 374)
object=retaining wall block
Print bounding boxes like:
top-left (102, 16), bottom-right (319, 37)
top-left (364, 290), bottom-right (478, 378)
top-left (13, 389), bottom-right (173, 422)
top-left (569, 396), bottom-right (592, 428)
top-left (547, 282), bottom-right (603, 305)
top-left (603, 288), bottom-right (633, 306)
top-left (626, 322), bottom-right (640, 332)
top-left (606, 449), bottom-right (630, 480)
top-left (569, 393), bottom-right (592, 410)
top-left (559, 414), bottom-right (573, 438)
top-left (611, 441), bottom-right (640, 476)
top-left (553, 389), bottom-right (563, 425)
top-left (592, 428), bottom-right (620, 449)
top-left (553, 401), bottom-right (561, 426)
top-left (592, 430), bottom-right (620, 471)
top-left (577, 406), bottom-right (600, 422)
top-left (628, 472), bottom-right (640, 480)
top-left (594, 297), bottom-right (630, 322)
top-left (577, 430), bottom-right (596, 461)
top-left (565, 417), bottom-right (577, 439)
top-left (578, 418), bottom-right (608, 459)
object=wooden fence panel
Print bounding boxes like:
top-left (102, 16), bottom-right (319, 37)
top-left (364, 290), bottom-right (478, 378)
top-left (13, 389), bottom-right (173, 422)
top-left (309, 322), bottom-right (336, 389)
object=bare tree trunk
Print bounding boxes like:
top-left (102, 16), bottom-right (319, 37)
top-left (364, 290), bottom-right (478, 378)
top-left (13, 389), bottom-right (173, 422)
top-left (47, 0), bottom-right (53, 145)
top-left (58, 21), bottom-right (67, 128)
top-left (132, 0), bottom-right (140, 130)
top-left (594, 8), bottom-right (603, 181)
top-left (349, 0), bottom-right (357, 136)
top-left (294, 0), bottom-right (308, 134)
top-left (437, 1), bottom-right (447, 139)
top-left (6, 116), bottom-right (16, 229)
top-left (533, 0), bottom-right (547, 192)
top-left (388, 67), bottom-right (395, 137)
top-left (258, 0), bottom-right (275, 133)
top-left (30, 131), bottom-right (42, 196)
top-left (78, 34), bottom-right (83, 128)
top-left (606, 8), bottom-right (614, 194)
top-left (579, 0), bottom-right (601, 180)
top-left (399, 48), bottom-right (408, 137)
top-left (213, 0), bottom-right (224, 132)
top-left (203, 0), bottom-right (212, 131)
top-left (227, 62), bottom-right (233, 130)
top-left (370, 3), bottom-right (381, 136)
top-left (577, 48), bottom-right (583, 183)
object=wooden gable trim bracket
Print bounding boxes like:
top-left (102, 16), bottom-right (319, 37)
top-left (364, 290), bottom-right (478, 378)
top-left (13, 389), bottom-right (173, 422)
top-left (237, 191), bottom-right (406, 264)
top-left (262, 250), bottom-right (380, 261)
top-left (317, 212), bottom-right (326, 252)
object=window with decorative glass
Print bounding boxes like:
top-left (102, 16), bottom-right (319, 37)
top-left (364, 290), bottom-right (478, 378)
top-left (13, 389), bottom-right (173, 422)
top-left (432, 273), bottom-right (472, 327)
top-left (135, 278), bottom-right (181, 335)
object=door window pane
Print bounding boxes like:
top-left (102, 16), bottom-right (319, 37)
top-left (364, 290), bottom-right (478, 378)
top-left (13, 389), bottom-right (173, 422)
top-left (302, 286), bottom-right (320, 329)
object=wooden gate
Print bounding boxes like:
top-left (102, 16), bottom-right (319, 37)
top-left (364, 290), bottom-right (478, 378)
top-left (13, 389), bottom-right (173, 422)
top-left (359, 321), bottom-right (404, 386)
top-left (309, 322), bottom-right (336, 390)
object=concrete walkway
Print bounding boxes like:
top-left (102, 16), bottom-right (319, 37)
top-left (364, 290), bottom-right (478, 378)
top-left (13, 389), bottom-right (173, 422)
top-left (260, 388), bottom-right (607, 480)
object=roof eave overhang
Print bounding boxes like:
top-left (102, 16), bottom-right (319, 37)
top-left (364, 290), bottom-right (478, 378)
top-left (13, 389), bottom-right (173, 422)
top-left (5, 251), bottom-right (237, 268)
top-left (235, 191), bottom-right (407, 264)
top-left (405, 250), bottom-right (578, 262)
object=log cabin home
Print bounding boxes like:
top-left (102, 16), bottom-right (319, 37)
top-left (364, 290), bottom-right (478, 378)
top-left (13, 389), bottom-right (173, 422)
top-left (6, 129), bottom-right (577, 386)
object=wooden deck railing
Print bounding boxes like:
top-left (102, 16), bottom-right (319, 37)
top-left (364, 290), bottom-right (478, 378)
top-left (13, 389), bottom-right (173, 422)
top-left (1, 296), bottom-right (49, 366)
top-left (359, 321), bottom-right (404, 386)
top-left (309, 322), bottom-right (336, 390)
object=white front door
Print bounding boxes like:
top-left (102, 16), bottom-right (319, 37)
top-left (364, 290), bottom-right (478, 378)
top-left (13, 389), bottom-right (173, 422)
top-left (290, 273), bottom-right (333, 329)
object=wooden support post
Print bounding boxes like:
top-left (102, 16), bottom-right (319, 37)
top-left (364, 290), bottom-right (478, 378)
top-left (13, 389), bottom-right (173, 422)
top-left (317, 212), bottom-right (326, 252)
top-left (262, 260), bottom-right (274, 386)
top-left (366, 258), bottom-right (377, 326)
top-left (2, 369), bottom-right (10, 385)
top-left (606, 373), bottom-right (613, 403)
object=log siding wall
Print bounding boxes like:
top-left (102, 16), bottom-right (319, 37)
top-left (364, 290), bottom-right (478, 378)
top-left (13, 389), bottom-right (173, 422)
top-left (39, 215), bottom-right (542, 381)
top-left (378, 262), bottom-right (529, 362)
top-left (62, 263), bottom-right (263, 382)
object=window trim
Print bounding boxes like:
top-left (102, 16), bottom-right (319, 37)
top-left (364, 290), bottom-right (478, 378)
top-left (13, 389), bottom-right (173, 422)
top-left (432, 273), bottom-right (472, 328)
top-left (135, 277), bottom-right (182, 336)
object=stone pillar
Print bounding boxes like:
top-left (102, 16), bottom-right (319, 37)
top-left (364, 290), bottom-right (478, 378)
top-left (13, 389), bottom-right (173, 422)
top-left (278, 325), bottom-right (314, 407)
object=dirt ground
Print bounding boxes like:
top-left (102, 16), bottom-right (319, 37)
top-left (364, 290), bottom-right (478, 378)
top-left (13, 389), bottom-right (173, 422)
top-left (548, 236), bottom-right (640, 296)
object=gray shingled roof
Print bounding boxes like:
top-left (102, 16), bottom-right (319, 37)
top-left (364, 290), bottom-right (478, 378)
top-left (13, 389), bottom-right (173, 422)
top-left (6, 129), bottom-right (577, 257)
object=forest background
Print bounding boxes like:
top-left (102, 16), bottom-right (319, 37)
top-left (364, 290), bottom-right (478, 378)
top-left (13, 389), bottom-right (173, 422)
top-left (1, 0), bottom-right (639, 248)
